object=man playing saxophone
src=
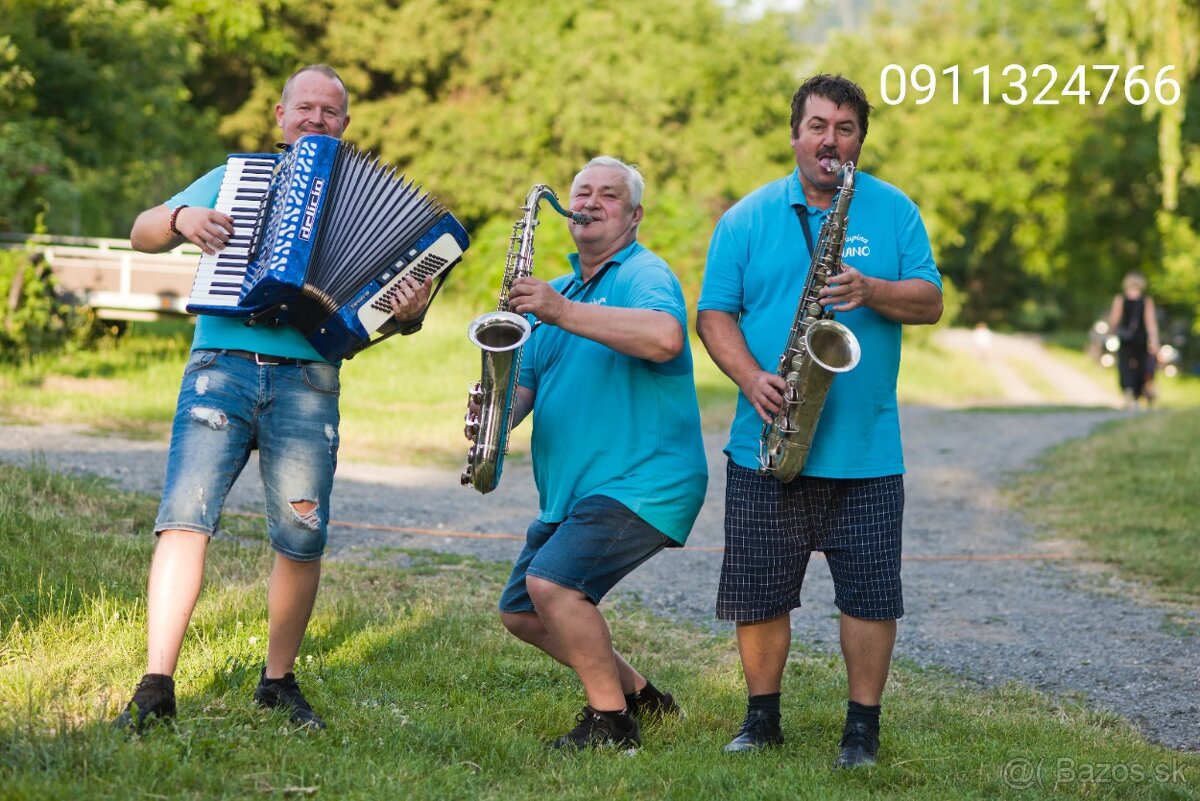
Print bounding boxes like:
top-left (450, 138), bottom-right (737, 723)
top-left (478, 156), bottom-right (707, 751)
top-left (696, 74), bottom-right (942, 768)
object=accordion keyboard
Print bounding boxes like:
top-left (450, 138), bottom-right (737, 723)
top-left (187, 154), bottom-right (278, 310)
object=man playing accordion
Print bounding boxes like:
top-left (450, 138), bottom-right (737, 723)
top-left (113, 64), bottom-right (430, 732)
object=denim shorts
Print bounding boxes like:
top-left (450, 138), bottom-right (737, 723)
top-left (717, 461), bottom-right (904, 622)
top-left (154, 350), bottom-right (341, 561)
top-left (498, 495), bottom-right (671, 612)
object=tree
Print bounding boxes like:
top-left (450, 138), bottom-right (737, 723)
top-left (0, 0), bottom-right (223, 235)
top-left (1091, 0), bottom-right (1200, 327)
top-left (816, 0), bottom-right (1167, 328)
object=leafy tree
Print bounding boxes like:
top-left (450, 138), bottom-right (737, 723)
top-left (0, 0), bottom-right (223, 235)
top-left (309, 0), bottom-right (799, 304)
top-left (1092, 0), bottom-right (1200, 328)
top-left (816, 0), bottom-right (1168, 328)
top-left (9, 0), bottom-right (1194, 336)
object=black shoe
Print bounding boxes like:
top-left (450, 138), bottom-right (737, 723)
top-left (723, 708), bottom-right (783, 752)
top-left (833, 721), bottom-right (879, 768)
top-left (550, 705), bottom-right (641, 752)
top-left (627, 688), bottom-right (685, 721)
top-left (253, 670), bottom-right (326, 730)
top-left (112, 673), bottom-right (176, 732)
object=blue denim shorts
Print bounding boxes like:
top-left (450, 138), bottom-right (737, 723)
top-left (154, 350), bottom-right (341, 561)
top-left (498, 495), bottom-right (671, 612)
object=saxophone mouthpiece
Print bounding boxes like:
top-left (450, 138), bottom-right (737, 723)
top-left (571, 212), bottom-right (594, 225)
top-left (826, 160), bottom-right (855, 175)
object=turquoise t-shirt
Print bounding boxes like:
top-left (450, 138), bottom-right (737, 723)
top-left (698, 168), bottom-right (942, 478)
top-left (166, 165), bottom-right (330, 361)
top-left (518, 240), bottom-right (708, 544)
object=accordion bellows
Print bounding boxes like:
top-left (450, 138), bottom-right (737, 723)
top-left (186, 134), bottom-right (469, 361)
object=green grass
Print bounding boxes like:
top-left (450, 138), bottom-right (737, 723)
top-left (1012, 407), bottom-right (1200, 605)
top-left (0, 320), bottom-right (193, 439)
top-left (1, 464), bottom-right (1197, 800)
top-left (896, 333), bottom-right (1006, 406)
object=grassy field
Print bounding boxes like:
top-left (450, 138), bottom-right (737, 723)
top-left (1013, 407), bottom-right (1200, 604)
top-left (1, 464), bottom-right (1196, 800)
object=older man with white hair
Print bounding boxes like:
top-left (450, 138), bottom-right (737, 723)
top-left (487, 156), bottom-right (708, 751)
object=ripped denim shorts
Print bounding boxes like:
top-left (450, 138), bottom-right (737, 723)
top-left (154, 349), bottom-right (341, 561)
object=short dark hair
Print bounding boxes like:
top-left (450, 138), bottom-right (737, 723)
top-left (280, 63), bottom-right (349, 115)
top-left (790, 74), bottom-right (871, 140)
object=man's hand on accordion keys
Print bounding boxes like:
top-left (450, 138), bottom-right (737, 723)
top-left (174, 206), bottom-right (236, 256)
top-left (388, 275), bottom-right (433, 324)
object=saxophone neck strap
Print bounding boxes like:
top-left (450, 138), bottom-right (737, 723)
top-left (565, 260), bottom-right (617, 300)
top-left (793, 204), bottom-right (816, 259)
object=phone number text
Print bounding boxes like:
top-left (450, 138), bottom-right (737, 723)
top-left (880, 64), bottom-right (1180, 106)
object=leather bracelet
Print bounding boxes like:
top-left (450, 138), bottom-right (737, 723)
top-left (169, 205), bottom-right (189, 237)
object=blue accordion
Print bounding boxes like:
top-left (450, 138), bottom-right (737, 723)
top-left (186, 134), bottom-right (469, 361)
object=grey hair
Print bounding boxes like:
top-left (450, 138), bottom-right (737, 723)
top-left (574, 155), bottom-right (645, 209)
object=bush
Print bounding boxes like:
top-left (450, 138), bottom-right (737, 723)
top-left (903, 273), bottom-right (962, 348)
top-left (0, 249), bottom-right (107, 362)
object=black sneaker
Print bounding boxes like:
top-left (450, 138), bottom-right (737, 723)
top-left (627, 688), bottom-right (685, 721)
top-left (833, 721), bottom-right (879, 768)
top-left (723, 708), bottom-right (783, 752)
top-left (550, 705), bottom-right (641, 752)
top-left (253, 670), bottom-right (326, 730)
top-left (112, 673), bottom-right (176, 732)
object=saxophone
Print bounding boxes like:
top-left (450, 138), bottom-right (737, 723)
top-left (461, 185), bottom-right (591, 494)
top-left (759, 162), bottom-right (862, 482)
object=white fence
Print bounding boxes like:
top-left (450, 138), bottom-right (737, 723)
top-left (1, 233), bottom-right (201, 322)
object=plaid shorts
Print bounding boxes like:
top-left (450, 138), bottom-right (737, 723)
top-left (716, 460), bottom-right (904, 622)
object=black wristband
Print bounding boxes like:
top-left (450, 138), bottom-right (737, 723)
top-left (169, 205), bottom-right (189, 237)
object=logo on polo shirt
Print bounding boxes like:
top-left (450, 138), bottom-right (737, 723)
top-left (843, 234), bottom-right (870, 259)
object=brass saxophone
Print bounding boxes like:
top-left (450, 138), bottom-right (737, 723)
top-left (461, 185), bottom-right (591, 494)
top-left (759, 162), bottom-right (862, 482)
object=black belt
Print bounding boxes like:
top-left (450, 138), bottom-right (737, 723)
top-left (210, 349), bottom-right (320, 367)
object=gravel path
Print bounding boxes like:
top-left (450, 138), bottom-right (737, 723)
top-left (2, 331), bottom-right (1197, 752)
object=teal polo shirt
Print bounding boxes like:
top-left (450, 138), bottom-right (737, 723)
top-left (166, 165), bottom-right (330, 361)
top-left (698, 167), bottom-right (941, 478)
top-left (518, 240), bottom-right (708, 544)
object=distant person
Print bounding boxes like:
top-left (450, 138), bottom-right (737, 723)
top-left (972, 321), bottom-right (993, 361)
top-left (697, 73), bottom-right (942, 769)
top-left (113, 64), bottom-right (431, 732)
top-left (1108, 271), bottom-right (1160, 409)
top-left (478, 156), bottom-right (707, 751)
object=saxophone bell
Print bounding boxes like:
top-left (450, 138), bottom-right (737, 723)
top-left (467, 310), bottom-right (532, 354)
